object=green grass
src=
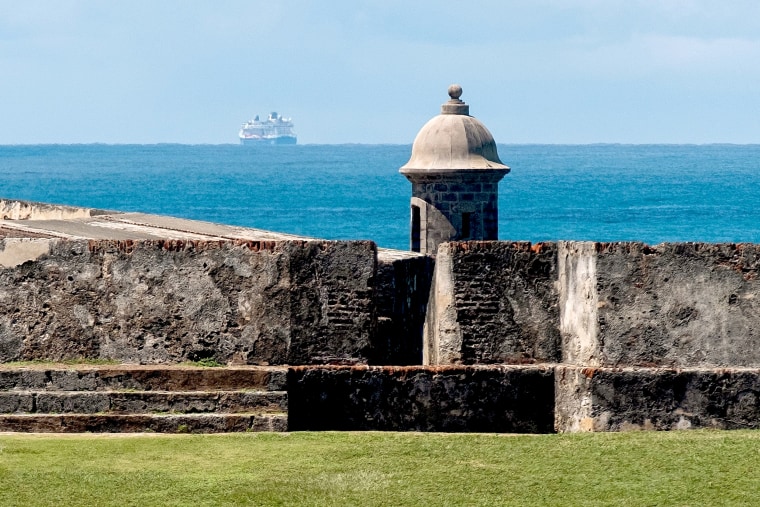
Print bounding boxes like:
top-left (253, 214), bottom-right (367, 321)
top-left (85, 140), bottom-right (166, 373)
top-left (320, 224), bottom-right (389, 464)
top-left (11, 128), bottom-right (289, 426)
top-left (181, 358), bottom-right (224, 367)
top-left (1, 431), bottom-right (759, 506)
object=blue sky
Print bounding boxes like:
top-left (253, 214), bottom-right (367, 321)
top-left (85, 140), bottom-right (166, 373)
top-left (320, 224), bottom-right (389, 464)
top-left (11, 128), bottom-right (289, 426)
top-left (1, 0), bottom-right (759, 144)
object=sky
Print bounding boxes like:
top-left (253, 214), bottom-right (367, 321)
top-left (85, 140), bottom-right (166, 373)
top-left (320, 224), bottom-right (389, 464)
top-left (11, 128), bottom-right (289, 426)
top-left (1, 0), bottom-right (759, 144)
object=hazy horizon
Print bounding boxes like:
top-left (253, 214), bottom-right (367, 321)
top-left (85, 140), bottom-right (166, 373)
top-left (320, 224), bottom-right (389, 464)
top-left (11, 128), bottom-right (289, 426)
top-left (3, 141), bottom-right (760, 147)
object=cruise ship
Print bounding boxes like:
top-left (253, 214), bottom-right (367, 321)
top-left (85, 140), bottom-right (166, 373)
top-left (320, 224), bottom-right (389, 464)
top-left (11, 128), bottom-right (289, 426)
top-left (239, 112), bottom-right (297, 145)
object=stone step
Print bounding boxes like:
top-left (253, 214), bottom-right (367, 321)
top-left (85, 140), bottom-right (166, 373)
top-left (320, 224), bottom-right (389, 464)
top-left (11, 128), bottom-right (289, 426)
top-left (0, 390), bottom-right (287, 415)
top-left (0, 413), bottom-right (288, 433)
top-left (0, 365), bottom-right (287, 392)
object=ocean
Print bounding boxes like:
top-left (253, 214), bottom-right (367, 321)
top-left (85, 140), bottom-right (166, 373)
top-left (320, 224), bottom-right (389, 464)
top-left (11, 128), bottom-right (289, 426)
top-left (1, 143), bottom-right (759, 250)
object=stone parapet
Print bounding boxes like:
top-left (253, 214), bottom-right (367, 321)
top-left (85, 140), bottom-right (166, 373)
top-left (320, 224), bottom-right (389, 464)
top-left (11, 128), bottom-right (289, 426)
top-left (6, 195), bottom-right (760, 433)
top-left (0, 199), bottom-right (112, 221)
top-left (560, 241), bottom-right (760, 368)
top-left (424, 241), bottom-right (560, 365)
top-left (0, 238), bottom-right (376, 365)
top-left (425, 240), bottom-right (760, 369)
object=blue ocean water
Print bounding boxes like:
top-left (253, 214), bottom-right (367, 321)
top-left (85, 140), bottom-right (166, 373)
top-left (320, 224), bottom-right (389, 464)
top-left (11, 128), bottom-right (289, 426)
top-left (1, 144), bottom-right (759, 250)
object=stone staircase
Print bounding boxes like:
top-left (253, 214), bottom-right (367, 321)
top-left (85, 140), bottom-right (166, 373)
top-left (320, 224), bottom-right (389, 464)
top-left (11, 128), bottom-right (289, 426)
top-left (0, 364), bottom-right (288, 433)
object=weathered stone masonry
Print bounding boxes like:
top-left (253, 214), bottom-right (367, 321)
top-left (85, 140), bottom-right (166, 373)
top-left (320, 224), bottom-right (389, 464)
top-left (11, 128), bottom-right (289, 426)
top-left (583, 242), bottom-right (760, 368)
top-left (424, 240), bottom-right (760, 370)
top-left (420, 239), bottom-right (760, 432)
top-left (424, 241), bottom-right (560, 365)
top-left (5, 200), bottom-right (760, 433)
top-left (0, 237), bottom-right (377, 365)
top-left (288, 365), bottom-right (554, 433)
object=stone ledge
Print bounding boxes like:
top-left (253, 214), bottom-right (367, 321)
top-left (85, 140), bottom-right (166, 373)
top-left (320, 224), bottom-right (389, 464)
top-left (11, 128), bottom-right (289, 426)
top-left (0, 390), bottom-right (287, 414)
top-left (0, 413), bottom-right (288, 433)
top-left (556, 365), bottom-right (760, 432)
top-left (0, 365), bottom-right (288, 392)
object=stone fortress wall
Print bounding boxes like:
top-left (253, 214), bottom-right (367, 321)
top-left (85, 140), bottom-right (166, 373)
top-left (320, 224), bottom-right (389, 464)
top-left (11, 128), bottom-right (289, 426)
top-left (424, 240), bottom-right (760, 432)
top-left (295, 239), bottom-right (760, 433)
top-left (3, 86), bottom-right (759, 433)
top-left (0, 237), bottom-right (376, 365)
top-left (0, 199), bottom-right (430, 367)
top-left (3, 198), bottom-right (760, 432)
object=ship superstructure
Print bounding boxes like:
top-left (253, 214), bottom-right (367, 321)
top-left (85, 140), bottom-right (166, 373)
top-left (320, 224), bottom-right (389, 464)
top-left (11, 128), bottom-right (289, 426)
top-left (239, 112), bottom-right (297, 145)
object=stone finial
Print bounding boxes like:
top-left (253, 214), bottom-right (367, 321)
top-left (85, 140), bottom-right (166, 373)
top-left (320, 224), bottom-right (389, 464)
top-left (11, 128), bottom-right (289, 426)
top-left (442, 84), bottom-right (469, 115)
top-left (448, 84), bottom-right (463, 101)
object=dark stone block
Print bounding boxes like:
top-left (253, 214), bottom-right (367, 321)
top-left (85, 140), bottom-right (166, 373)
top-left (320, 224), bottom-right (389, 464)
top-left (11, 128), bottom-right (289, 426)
top-left (286, 241), bottom-right (376, 365)
top-left (0, 392), bottom-right (34, 413)
top-left (561, 242), bottom-right (760, 368)
top-left (371, 254), bottom-right (434, 365)
top-left (287, 365), bottom-right (555, 433)
top-left (556, 365), bottom-right (760, 431)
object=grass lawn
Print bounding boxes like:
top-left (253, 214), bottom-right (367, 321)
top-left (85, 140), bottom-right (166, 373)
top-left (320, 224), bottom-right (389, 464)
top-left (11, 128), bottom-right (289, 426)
top-left (1, 430), bottom-right (759, 506)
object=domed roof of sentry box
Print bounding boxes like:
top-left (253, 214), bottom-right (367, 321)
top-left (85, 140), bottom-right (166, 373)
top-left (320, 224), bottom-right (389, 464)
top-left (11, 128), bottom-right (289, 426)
top-left (400, 84), bottom-right (510, 175)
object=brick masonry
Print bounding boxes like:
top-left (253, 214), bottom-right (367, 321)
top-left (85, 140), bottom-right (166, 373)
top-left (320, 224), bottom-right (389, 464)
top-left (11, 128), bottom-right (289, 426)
top-left (404, 172), bottom-right (505, 254)
top-left (425, 241), bottom-right (560, 365)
